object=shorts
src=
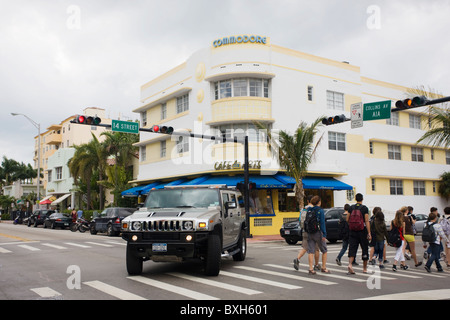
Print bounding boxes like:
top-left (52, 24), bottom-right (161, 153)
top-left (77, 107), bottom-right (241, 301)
top-left (348, 229), bottom-right (369, 260)
top-left (307, 231), bottom-right (327, 254)
top-left (404, 234), bottom-right (415, 243)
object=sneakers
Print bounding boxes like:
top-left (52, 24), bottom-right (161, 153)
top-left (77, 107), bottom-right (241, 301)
top-left (293, 258), bottom-right (299, 271)
top-left (392, 265), bottom-right (397, 272)
top-left (400, 264), bottom-right (409, 270)
top-left (336, 258), bottom-right (342, 266)
top-left (424, 265), bottom-right (431, 273)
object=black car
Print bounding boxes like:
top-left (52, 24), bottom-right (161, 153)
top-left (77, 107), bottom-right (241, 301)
top-left (90, 207), bottom-right (135, 236)
top-left (43, 212), bottom-right (72, 229)
top-left (280, 207), bottom-right (345, 244)
top-left (27, 210), bottom-right (55, 227)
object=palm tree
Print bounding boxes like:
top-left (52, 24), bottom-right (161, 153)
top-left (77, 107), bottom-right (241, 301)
top-left (408, 85), bottom-right (450, 148)
top-left (256, 117), bottom-right (323, 209)
top-left (438, 172), bottom-right (450, 201)
top-left (68, 134), bottom-right (107, 210)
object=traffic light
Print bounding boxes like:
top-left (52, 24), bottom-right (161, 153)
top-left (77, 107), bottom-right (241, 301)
top-left (236, 181), bottom-right (256, 191)
top-left (72, 115), bottom-right (101, 125)
top-left (395, 96), bottom-right (429, 109)
top-left (322, 114), bottom-right (348, 125)
top-left (151, 125), bottom-right (174, 134)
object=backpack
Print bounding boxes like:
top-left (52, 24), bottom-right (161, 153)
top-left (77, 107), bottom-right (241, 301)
top-left (387, 226), bottom-right (402, 247)
top-left (338, 215), bottom-right (349, 239)
top-left (422, 222), bottom-right (437, 243)
top-left (303, 207), bottom-right (319, 234)
top-left (441, 217), bottom-right (450, 235)
top-left (348, 205), bottom-right (365, 231)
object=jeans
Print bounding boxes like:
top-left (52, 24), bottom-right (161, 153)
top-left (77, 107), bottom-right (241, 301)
top-left (426, 243), bottom-right (443, 271)
top-left (337, 239), bottom-right (349, 261)
top-left (374, 240), bottom-right (384, 262)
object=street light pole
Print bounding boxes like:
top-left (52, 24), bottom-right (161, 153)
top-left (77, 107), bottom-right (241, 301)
top-left (11, 113), bottom-right (41, 204)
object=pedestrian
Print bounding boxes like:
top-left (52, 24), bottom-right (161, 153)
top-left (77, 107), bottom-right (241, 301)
top-left (347, 193), bottom-right (371, 275)
top-left (401, 206), bottom-right (422, 267)
top-left (441, 207), bottom-right (450, 267)
top-left (336, 204), bottom-right (358, 266)
top-left (293, 195), bottom-right (320, 271)
top-left (304, 195), bottom-right (329, 274)
top-left (391, 210), bottom-right (408, 271)
top-left (71, 208), bottom-right (77, 222)
top-left (424, 207), bottom-right (444, 259)
top-left (371, 208), bottom-right (388, 269)
top-left (423, 211), bottom-right (450, 272)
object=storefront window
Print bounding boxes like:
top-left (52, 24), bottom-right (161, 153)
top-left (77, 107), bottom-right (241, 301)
top-left (249, 189), bottom-right (274, 215)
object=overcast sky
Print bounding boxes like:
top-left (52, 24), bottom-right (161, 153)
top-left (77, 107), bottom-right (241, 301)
top-left (1, 0), bottom-right (449, 165)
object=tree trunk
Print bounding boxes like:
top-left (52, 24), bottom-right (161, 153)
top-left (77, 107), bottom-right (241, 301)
top-left (295, 180), bottom-right (305, 210)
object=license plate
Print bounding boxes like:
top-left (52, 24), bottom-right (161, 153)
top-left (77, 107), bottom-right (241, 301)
top-left (152, 243), bottom-right (167, 252)
top-left (64, 223), bottom-right (69, 226)
top-left (285, 230), bottom-right (290, 235)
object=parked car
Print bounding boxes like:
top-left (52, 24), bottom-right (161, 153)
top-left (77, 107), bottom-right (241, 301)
top-left (280, 207), bottom-right (345, 245)
top-left (90, 207), bottom-right (136, 236)
top-left (27, 210), bottom-right (55, 227)
top-left (413, 213), bottom-right (429, 234)
top-left (43, 212), bottom-right (72, 229)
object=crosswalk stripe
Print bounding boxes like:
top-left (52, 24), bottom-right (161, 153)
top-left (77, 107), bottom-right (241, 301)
top-left (84, 280), bottom-right (147, 300)
top-left (0, 247), bottom-right (11, 253)
top-left (290, 263), bottom-right (367, 283)
top-left (128, 276), bottom-right (219, 300)
top-left (350, 265), bottom-right (422, 279)
top-left (311, 264), bottom-right (397, 280)
top-left (168, 272), bottom-right (263, 295)
top-left (104, 240), bottom-right (127, 246)
top-left (41, 243), bottom-right (67, 250)
top-left (30, 287), bottom-right (61, 298)
top-left (64, 242), bottom-right (91, 248)
top-left (235, 265), bottom-right (337, 285)
top-left (18, 244), bottom-right (40, 251)
top-left (219, 270), bottom-right (303, 289)
top-left (85, 241), bottom-right (114, 247)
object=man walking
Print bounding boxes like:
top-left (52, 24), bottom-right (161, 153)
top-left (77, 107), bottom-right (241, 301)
top-left (347, 193), bottom-right (371, 274)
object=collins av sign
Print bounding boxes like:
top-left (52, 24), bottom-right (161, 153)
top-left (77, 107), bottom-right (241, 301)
top-left (212, 35), bottom-right (268, 48)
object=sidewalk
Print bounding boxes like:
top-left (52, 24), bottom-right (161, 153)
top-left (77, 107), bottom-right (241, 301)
top-left (246, 234), bottom-right (284, 243)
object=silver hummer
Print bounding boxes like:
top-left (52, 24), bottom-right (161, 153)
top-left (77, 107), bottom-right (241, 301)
top-left (121, 185), bottom-right (247, 276)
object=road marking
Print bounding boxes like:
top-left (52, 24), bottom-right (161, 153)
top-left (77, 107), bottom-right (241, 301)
top-left (41, 243), bottom-right (67, 250)
top-left (85, 241), bottom-right (114, 247)
top-left (168, 272), bottom-right (263, 295)
top-left (64, 242), bottom-right (91, 248)
top-left (236, 265), bottom-right (337, 285)
top-left (220, 270), bottom-right (303, 289)
top-left (357, 289), bottom-right (450, 300)
top-left (84, 280), bottom-right (147, 300)
top-left (0, 247), bottom-right (11, 253)
top-left (350, 265), bottom-right (422, 279)
top-left (0, 232), bottom-right (32, 242)
top-left (18, 244), bottom-right (40, 251)
top-left (128, 276), bottom-right (219, 300)
top-left (30, 287), bottom-right (62, 298)
top-left (289, 263), bottom-right (367, 283)
top-left (104, 240), bottom-right (127, 246)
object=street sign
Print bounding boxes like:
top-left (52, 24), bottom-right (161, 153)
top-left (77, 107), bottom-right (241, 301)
top-left (112, 120), bottom-right (139, 134)
top-left (363, 100), bottom-right (391, 121)
top-left (350, 102), bottom-right (363, 129)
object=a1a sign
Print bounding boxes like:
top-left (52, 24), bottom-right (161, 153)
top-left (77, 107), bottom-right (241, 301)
top-left (363, 100), bottom-right (391, 121)
top-left (112, 120), bottom-right (139, 134)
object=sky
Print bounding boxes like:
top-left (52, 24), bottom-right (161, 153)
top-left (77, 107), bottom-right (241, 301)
top-left (1, 0), bottom-right (449, 166)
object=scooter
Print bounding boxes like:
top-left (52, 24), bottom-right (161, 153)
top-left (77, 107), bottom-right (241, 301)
top-left (70, 217), bottom-right (91, 233)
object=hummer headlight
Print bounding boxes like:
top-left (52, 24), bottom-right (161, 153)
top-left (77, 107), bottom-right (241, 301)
top-left (131, 221), bottom-right (142, 231)
top-left (183, 221), bottom-right (193, 231)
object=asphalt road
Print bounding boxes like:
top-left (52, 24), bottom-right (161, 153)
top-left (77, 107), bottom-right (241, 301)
top-left (1, 222), bottom-right (449, 304)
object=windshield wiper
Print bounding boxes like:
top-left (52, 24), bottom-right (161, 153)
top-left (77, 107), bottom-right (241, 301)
top-left (175, 205), bottom-right (196, 208)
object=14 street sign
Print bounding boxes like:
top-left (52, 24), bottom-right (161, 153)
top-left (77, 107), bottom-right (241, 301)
top-left (112, 120), bottom-right (139, 134)
top-left (363, 100), bottom-right (391, 121)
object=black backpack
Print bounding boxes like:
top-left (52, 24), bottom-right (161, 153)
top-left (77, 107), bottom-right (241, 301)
top-left (387, 226), bottom-right (402, 247)
top-left (422, 222), bottom-right (437, 243)
top-left (304, 207), bottom-right (319, 234)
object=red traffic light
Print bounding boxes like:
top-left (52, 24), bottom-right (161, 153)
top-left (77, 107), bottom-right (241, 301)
top-left (76, 115), bottom-right (86, 124)
top-left (152, 125), bottom-right (174, 134)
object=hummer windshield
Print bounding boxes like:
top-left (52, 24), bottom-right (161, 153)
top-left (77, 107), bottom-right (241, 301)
top-left (144, 188), bottom-right (220, 209)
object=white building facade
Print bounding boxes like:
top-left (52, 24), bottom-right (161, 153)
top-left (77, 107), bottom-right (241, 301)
top-left (131, 35), bottom-right (449, 234)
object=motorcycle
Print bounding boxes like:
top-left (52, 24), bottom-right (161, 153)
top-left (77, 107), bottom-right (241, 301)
top-left (70, 217), bottom-right (91, 233)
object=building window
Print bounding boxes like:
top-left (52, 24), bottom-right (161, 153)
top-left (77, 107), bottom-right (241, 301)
top-left (371, 178), bottom-right (376, 191)
top-left (55, 167), bottom-right (63, 180)
top-left (214, 123), bottom-right (269, 143)
top-left (160, 140), bottom-right (166, 158)
top-left (369, 142), bottom-right (373, 154)
top-left (141, 112), bottom-right (147, 127)
top-left (411, 147), bottom-right (423, 162)
top-left (409, 114), bottom-right (421, 129)
top-left (48, 170), bottom-right (52, 183)
top-left (176, 136), bottom-right (189, 154)
top-left (140, 146), bottom-right (146, 162)
top-left (176, 94), bottom-right (189, 114)
top-left (326, 90), bottom-right (344, 110)
top-left (386, 112), bottom-right (399, 126)
top-left (214, 78), bottom-right (269, 100)
top-left (388, 144), bottom-right (401, 160)
top-left (431, 149), bottom-right (434, 160)
top-left (413, 180), bottom-right (426, 195)
top-left (307, 86), bottom-right (314, 101)
top-left (161, 103), bottom-right (167, 120)
top-left (328, 132), bottom-right (346, 151)
top-left (390, 179), bottom-right (403, 195)
top-left (446, 151), bottom-right (450, 164)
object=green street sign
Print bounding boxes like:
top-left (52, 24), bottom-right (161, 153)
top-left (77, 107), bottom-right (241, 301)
top-left (363, 100), bottom-right (391, 121)
top-left (112, 120), bottom-right (139, 134)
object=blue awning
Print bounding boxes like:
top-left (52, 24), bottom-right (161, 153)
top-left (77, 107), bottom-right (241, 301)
top-left (154, 178), bottom-right (188, 189)
top-left (274, 174), bottom-right (352, 190)
top-left (180, 175), bottom-right (290, 189)
top-left (121, 182), bottom-right (162, 197)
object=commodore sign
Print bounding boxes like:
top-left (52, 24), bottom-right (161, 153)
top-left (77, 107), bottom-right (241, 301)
top-left (213, 35), bottom-right (267, 48)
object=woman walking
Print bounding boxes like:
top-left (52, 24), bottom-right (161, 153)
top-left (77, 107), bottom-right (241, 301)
top-left (391, 210), bottom-right (408, 271)
top-left (402, 206), bottom-right (422, 267)
top-left (371, 208), bottom-right (388, 268)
